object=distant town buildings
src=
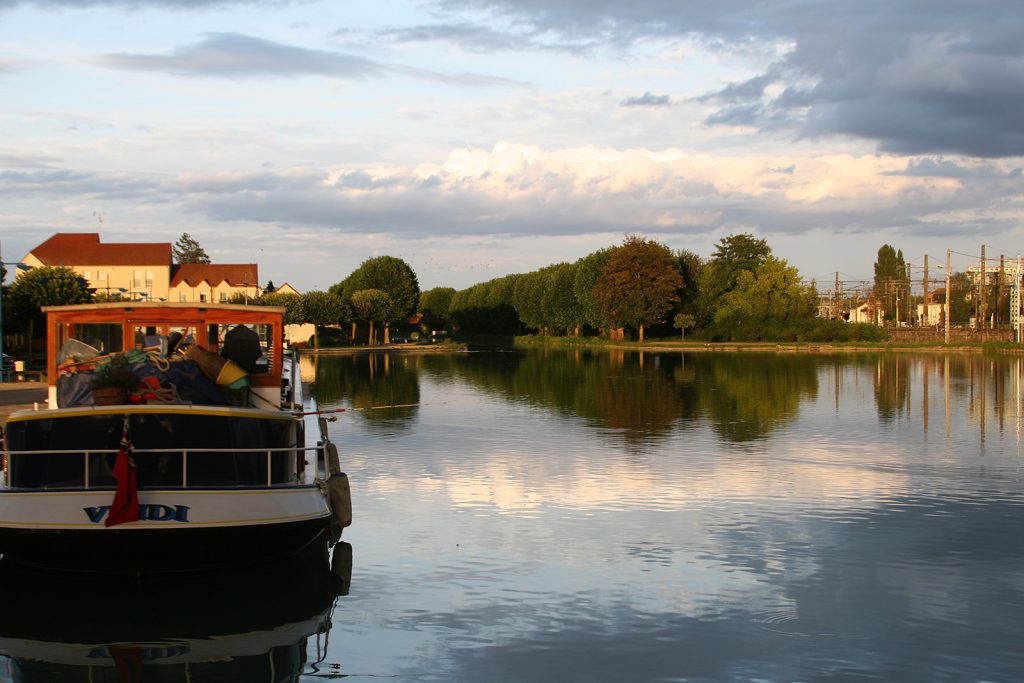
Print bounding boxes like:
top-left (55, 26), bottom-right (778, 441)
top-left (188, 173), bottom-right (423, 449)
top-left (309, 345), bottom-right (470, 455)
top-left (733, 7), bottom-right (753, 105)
top-left (23, 233), bottom-right (260, 304)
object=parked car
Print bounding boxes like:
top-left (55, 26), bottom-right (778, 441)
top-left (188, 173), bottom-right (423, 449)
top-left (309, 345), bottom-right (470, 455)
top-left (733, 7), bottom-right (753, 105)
top-left (2, 354), bottom-right (15, 373)
top-left (390, 335), bottom-right (412, 344)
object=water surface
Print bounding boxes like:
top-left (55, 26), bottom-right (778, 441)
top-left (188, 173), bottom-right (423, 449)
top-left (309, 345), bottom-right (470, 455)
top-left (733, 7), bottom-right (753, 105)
top-left (1, 349), bottom-right (1021, 682)
top-left (311, 350), bottom-right (1024, 683)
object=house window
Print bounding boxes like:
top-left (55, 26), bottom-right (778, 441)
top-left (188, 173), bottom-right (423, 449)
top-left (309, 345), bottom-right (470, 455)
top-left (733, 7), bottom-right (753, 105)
top-left (146, 271), bottom-right (154, 289)
top-left (98, 271), bottom-right (108, 281)
top-left (219, 292), bottom-right (228, 303)
top-left (134, 270), bottom-right (144, 290)
top-left (83, 270), bottom-right (92, 280)
top-left (200, 293), bottom-right (207, 302)
top-left (179, 292), bottom-right (189, 302)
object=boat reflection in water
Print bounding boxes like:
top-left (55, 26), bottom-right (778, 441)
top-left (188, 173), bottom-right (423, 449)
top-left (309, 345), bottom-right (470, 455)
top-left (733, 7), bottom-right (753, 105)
top-left (0, 541), bottom-right (352, 682)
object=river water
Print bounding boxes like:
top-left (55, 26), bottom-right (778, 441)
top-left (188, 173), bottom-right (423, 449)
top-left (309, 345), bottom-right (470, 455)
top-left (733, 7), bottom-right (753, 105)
top-left (310, 350), bottom-right (1024, 683)
top-left (1, 349), bottom-right (1021, 682)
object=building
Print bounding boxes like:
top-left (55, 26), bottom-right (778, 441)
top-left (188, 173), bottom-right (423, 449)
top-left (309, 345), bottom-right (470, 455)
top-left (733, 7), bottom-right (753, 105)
top-left (23, 233), bottom-right (260, 303)
top-left (268, 283), bottom-right (315, 346)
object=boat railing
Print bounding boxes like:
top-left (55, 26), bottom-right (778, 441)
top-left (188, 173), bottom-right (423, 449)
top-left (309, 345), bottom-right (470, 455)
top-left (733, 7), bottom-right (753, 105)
top-left (1, 444), bottom-right (330, 491)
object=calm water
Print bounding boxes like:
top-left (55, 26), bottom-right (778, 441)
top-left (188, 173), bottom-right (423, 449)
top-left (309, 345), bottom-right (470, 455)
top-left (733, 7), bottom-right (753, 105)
top-left (1, 349), bottom-right (1022, 682)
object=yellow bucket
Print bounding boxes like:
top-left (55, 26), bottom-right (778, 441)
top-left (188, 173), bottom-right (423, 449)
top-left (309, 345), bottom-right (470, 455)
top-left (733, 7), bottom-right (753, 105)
top-left (215, 359), bottom-right (248, 387)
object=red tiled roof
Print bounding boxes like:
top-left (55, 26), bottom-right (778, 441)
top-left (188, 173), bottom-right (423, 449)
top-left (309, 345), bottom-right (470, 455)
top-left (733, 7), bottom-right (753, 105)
top-left (28, 233), bottom-right (171, 266)
top-left (171, 264), bottom-right (259, 287)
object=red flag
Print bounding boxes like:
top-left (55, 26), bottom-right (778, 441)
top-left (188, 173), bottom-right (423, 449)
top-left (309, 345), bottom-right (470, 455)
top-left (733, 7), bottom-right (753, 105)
top-left (105, 416), bottom-right (139, 527)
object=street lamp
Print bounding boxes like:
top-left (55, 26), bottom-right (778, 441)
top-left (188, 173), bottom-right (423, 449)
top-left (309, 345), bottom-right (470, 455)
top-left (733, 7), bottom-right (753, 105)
top-left (0, 242), bottom-right (33, 383)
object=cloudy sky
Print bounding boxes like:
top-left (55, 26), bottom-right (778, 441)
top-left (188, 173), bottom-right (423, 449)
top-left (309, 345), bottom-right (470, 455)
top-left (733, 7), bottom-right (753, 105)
top-left (2, 0), bottom-right (1023, 291)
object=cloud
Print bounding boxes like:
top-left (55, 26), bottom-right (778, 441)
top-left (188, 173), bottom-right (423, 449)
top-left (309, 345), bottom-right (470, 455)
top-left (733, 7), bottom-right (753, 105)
top-left (428, 1), bottom-right (1024, 158)
top-left (94, 31), bottom-right (523, 87)
top-left (620, 92), bottom-right (670, 107)
top-left (0, 0), bottom-right (284, 8)
top-left (97, 32), bottom-right (385, 79)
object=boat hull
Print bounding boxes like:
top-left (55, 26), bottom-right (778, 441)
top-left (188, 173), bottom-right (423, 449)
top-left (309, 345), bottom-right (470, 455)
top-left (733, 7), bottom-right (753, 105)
top-left (0, 514), bottom-right (331, 573)
top-left (0, 486), bottom-right (333, 573)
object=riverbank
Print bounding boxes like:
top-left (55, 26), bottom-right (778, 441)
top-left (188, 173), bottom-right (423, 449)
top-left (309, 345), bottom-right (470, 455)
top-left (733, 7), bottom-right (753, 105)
top-left (510, 336), bottom-right (1024, 354)
top-left (0, 382), bottom-right (47, 426)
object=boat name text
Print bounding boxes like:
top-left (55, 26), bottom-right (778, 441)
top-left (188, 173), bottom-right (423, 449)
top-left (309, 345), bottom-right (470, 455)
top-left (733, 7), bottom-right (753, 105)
top-left (83, 504), bottom-right (191, 524)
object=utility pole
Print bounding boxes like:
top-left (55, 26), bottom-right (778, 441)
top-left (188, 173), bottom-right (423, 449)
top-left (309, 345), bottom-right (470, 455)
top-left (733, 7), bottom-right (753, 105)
top-left (945, 249), bottom-right (952, 344)
top-left (980, 244), bottom-right (987, 328)
top-left (923, 254), bottom-right (930, 326)
top-left (834, 272), bottom-right (840, 320)
top-left (998, 255), bottom-right (1005, 327)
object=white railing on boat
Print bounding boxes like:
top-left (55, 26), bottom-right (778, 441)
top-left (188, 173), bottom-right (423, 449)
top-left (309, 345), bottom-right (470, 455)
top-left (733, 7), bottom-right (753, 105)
top-left (1, 444), bottom-right (331, 490)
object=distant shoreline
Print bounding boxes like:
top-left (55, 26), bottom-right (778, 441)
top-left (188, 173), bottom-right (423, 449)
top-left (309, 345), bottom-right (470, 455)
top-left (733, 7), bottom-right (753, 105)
top-left (304, 339), bottom-right (1023, 355)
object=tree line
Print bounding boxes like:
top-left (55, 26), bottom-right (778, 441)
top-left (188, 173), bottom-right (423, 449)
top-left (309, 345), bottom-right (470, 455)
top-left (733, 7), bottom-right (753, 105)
top-left (443, 233), bottom-right (885, 342)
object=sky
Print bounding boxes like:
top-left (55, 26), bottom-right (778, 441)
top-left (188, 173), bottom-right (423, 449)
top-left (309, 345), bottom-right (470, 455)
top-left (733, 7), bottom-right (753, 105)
top-left (2, 0), bottom-right (1023, 292)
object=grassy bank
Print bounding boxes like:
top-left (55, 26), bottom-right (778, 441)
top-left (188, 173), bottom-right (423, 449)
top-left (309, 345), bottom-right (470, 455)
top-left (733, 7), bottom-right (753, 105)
top-left (509, 335), bottom-right (1024, 354)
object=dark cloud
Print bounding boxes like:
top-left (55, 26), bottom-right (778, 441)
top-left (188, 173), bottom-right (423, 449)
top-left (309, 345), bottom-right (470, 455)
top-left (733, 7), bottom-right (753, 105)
top-left (620, 92), bottom-right (670, 107)
top-left (432, 0), bottom-right (1024, 158)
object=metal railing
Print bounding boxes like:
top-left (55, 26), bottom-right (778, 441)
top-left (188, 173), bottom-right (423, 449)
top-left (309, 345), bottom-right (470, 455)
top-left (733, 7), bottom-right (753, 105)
top-left (1, 443), bottom-right (330, 491)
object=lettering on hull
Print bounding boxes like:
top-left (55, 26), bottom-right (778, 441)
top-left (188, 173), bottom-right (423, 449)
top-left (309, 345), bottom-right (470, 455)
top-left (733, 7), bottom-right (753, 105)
top-left (83, 504), bottom-right (191, 524)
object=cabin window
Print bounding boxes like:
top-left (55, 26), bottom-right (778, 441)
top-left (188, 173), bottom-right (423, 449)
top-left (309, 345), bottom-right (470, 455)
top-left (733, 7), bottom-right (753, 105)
top-left (56, 322), bottom-right (124, 361)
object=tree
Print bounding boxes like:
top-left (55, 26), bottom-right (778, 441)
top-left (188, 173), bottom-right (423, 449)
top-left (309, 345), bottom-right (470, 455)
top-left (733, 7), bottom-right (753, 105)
top-left (264, 280), bottom-right (276, 295)
top-left (696, 233), bottom-right (771, 329)
top-left (6, 266), bottom-right (93, 333)
top-left (573, 248), bottom-right (613, 331)
top-left (419, 287), bottom-right (456, 320)
top-left (300, 291), bottom-right (344, 348)
top-left (591, 236), bottom-right (684, 342)
top-left (873, 244), bottom-right (909, 323)
top-left (674, 313), bottom-right (695, 340)
top-left (350, 289), bottom-right (395, 345)
top-left (712, 256), bottom-right (817, 339)
top-left (173, 233), bottom-right (211, 264)
top-left (331, 256), bottom-right (420, 320)
top-left (258, 291), bottom-right (304, 325)
top-left (542, 262), bottom-right (585, 336)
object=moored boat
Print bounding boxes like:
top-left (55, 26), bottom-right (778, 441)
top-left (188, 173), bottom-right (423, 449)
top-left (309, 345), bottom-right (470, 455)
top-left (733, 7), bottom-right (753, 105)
top-left (0, 302), bottom-right (351, 573)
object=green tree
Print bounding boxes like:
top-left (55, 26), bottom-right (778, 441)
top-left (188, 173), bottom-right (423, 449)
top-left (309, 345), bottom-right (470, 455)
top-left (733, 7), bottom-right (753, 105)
top-left (419, 287), bottom-right (456, 320)
top-left (300, 291), bottom-right (344, 348)
top-left (542, 262), bottom-right (585, 335)
top-left (712, 256), bottom-right (816, 339)
top-left (331, 256), bottom-right (420, 320)
top-left (696, 233), bottom-right (771, 330)
top-left (673, 313), bottom-right (695, 340)
top-left (350, 289), bottom-right (395, 345)
top-left (573, 248), bottom-right (613, 331)
top-left (591, 236), bottom-right (684, 342)
top-left (6, 266), bottom-right (93, 333)
top-left (948, 272), bottom-right (973, 324)
top-left (873, 244), bottom-right (910, 323)
top-left (263, 280), bottom-right (276, 294)
top-left (172, 232), bottom-right (211, 264)
top-left (258, 291), bottom-right (304, 325)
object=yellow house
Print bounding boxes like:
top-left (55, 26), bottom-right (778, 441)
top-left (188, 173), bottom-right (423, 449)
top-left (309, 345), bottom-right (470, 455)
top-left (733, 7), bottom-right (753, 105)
top-left (24, 233), bottom-right (171, 300)
top-left (24, 233), bottom-right (259, 303)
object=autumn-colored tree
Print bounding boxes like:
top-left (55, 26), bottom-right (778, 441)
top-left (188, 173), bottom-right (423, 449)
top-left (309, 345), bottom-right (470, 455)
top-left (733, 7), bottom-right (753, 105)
top-left (591, 236), bottom-right (684, 342)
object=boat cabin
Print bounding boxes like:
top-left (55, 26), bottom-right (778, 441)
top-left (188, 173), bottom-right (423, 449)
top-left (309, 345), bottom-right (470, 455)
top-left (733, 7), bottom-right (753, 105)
top-left (43, 302), bottom-right (286, 410)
